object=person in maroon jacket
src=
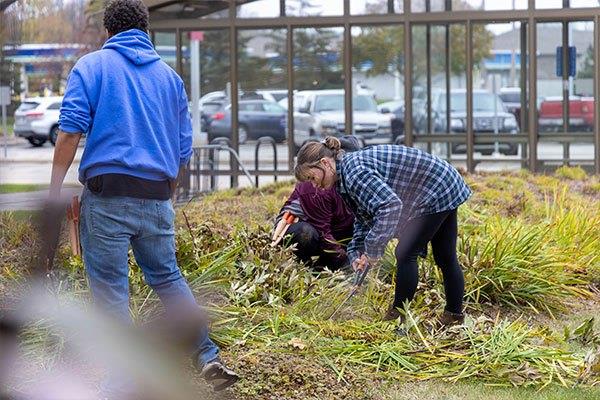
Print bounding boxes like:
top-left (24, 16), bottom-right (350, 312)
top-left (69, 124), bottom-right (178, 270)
top-left (275, 136), bottom-right (360, 270)
top-left (276, 181), bottom-right (355, 270)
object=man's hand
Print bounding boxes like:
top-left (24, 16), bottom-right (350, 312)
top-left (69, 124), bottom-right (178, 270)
top-left (49, 131), bottom-right (81, 200)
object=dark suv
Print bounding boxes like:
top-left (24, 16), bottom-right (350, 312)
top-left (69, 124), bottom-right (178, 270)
top-left (433, 90), bottom-right (519, 156)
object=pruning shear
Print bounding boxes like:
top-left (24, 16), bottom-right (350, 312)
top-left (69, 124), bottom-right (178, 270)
top-left (328, 258), bottom-right (373, 319)
top-left (270, 211), bottom-right (298, 247)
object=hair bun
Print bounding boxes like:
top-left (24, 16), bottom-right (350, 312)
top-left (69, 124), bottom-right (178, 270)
top-left (323, 136), bottom-right (341, 152)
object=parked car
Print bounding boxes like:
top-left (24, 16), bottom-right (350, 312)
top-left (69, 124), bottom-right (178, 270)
top-left (433, 89), bottom-right (519, 156)
top-left (499, 87), bottom-right (522, 128)
top-left (279, 89), bottom-right (393, 149)
top-left (378, 99), bottom-right (430, 136)
top-left (206, 99), bottom-right (287, 143)
top-left (199, 89), bottom-right (289, 108)
top-left (13, 96), bottom-right (63, 147)
top-left (200, 101), bottom-right (225, 132)
top-left (199, 91), bottom-right (228, 106)
top-left (538, 96), bottom-right (594, 132)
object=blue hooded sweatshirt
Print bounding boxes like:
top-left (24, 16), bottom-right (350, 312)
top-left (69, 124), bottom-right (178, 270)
top-left (59, 29), bottom-right (192, 183)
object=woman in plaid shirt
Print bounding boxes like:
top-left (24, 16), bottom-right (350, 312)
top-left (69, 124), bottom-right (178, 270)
top-left (294, 137), bottom-right (472, 325)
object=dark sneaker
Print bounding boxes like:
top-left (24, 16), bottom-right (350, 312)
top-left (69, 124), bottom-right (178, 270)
top-left (438, 310), bottom-right (465, 326)
top-left (383, 305), bottom-right (401, 322)
top-left (200, 358), bottom-right (240, 392)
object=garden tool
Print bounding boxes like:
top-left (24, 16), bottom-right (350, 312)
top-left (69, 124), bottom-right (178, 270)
top-left (270, 211), bottom-right (298, 247)
top-left (328, 259), bottom-right (372, 319)
top-left (66, 195), bottom-right (81, 257)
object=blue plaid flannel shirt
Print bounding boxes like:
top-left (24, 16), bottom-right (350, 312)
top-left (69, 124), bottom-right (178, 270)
top-left (337, 144), bottom-right (472, 264)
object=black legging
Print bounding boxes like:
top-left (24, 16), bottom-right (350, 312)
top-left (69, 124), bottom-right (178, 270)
top-left (393, 209), bottom-right (464, 314)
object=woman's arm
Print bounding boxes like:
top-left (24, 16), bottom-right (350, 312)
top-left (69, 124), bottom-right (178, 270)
top-left (344, 167), bottom-right (403, 260)
top-left (346, 217), bottom-right (369, 265)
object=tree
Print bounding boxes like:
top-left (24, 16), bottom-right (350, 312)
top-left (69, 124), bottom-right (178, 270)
top-left (352, 1), bottom-right (494, 90)
top-left (577, 44), bottom-right (593, 80)
top-left (0, 0), bottom-right (21, 102)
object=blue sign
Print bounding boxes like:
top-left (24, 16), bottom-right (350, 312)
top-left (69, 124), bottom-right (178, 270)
top-left (556, 46), bottom-right (577, 77)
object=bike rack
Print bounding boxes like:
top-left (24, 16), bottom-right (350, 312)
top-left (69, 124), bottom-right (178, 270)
top-left (175, 139), bottom-right (255, 201)
top-left (254, 136), bottom-right (278, 187)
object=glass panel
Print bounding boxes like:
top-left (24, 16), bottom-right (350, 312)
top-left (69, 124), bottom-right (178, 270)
top-left (411, 0), bottom-right (446, 12)
top-left (181, 30), bottom-right (230, 99)
top-left (571, 0), bottom-right (600, 6)
top-left (235, 27), bottom-right (288, 174)
top-left (393, 0), bottom-right (404, 12)
top-left (446, 24), bottom-right (468, 167)
top-left (456, 0), bottom-right (527, 10)
top-left (537, 22), bottom-right (564, 165)
top-left (412, 0), bottom-right (427, 12)
top-left (237, 0), bottom-right (280, 18)
top-left (286, 1), bottom-right (343, 16)
top-left (351, 0), bottom-right (388, 14)
top-left (422, 25), bottom-right (452, 156)
top-left (431, 0), bottom-right (447, 11)
top-left (151, 2), bottom-right (228, 19)
top-left (411, 24), bottom-right (474, 160)
top-left (154, 31), bottom-right (177, 71)
top-left (535, 0), bottom-right (562, 9)
top-left (291, 27), bottom-right (344, 148)
top-left (412, 24), bottom-right (428, 137)
top-left (352, 25), bottom-right (403, 144)
top-left (568, 21), bottom-right (595, 167)
top-left (473, 23), bottom-right (526, 172)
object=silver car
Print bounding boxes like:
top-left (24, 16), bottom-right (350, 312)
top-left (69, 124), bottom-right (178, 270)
top-left (13, 96), bottom-right (63, 147)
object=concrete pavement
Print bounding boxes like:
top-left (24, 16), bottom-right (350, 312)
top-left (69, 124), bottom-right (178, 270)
top-left (0, 187), bottom-right (82, 211)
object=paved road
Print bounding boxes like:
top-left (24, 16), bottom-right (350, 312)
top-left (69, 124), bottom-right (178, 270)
top-left (0, 187), bottom-right (82, 211)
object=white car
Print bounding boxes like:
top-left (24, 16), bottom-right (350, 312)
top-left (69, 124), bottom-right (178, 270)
top-left (279, 89), bottom-right (393, 149)
top-left (198, 89), bottom-right (289, 109)
top-left (13, 96), bottom-right (63, 147)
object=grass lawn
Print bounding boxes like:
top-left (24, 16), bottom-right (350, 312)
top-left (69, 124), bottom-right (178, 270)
top-left (1, 168), bottom-right (599, 399)
top-left (1, 116), bottom-right (14, 136)
top-left (0, 184), bottom-right (46, 194)
top-left (380, 381), bottom-right (600, 400)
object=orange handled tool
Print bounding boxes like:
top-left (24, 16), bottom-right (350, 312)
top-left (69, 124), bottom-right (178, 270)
top-left (270, 212), bottom-right (298, 247)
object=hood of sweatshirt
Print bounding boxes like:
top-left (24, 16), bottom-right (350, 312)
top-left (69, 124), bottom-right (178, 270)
top-left (102, 29), bottom-right (160, 66)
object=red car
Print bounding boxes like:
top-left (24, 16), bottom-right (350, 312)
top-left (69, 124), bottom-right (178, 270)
top-left (538, 96), bottom-right (594, 132)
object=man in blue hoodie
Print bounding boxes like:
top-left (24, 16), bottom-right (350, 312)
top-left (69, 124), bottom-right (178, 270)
top-left (49, 0), bottom-right (239, 394)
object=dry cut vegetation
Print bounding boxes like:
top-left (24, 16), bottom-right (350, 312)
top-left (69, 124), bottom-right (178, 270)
top-left (1, 167), bottom-right (600, 399)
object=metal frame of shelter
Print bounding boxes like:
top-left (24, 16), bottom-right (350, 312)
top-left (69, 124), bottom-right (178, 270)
top-left (146, 0), bottom-right (600, 187)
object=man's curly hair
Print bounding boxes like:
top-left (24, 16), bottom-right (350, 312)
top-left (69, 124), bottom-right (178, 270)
top-left (103, 0), bottom-right (149, 36)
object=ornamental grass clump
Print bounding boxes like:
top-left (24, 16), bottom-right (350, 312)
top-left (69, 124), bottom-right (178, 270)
top-left (460, 218), bottom-right (589, 315)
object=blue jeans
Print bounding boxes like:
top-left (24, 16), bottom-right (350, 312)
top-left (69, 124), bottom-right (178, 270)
top-left (80, 188), bottom-right (219, 393)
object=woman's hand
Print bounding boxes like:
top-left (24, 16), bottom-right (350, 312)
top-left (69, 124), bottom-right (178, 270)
top-left (352, 254), bottom-right (371, 272)
top-left (352, 254), bottom-right (379, 272)
top-left (351, 255), bottom-right (365, 272)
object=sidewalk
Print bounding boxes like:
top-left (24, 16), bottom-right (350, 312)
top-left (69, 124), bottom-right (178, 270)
top-left (0, 187), bottom-right (82, 211)
top-left (0, 136), bottom-right (20, 146)
top-left (0, 145), bottom-right (83, 163)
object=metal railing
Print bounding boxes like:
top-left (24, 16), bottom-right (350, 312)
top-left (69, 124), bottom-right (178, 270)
top-left (176, 140), bottom-right (255, 201)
